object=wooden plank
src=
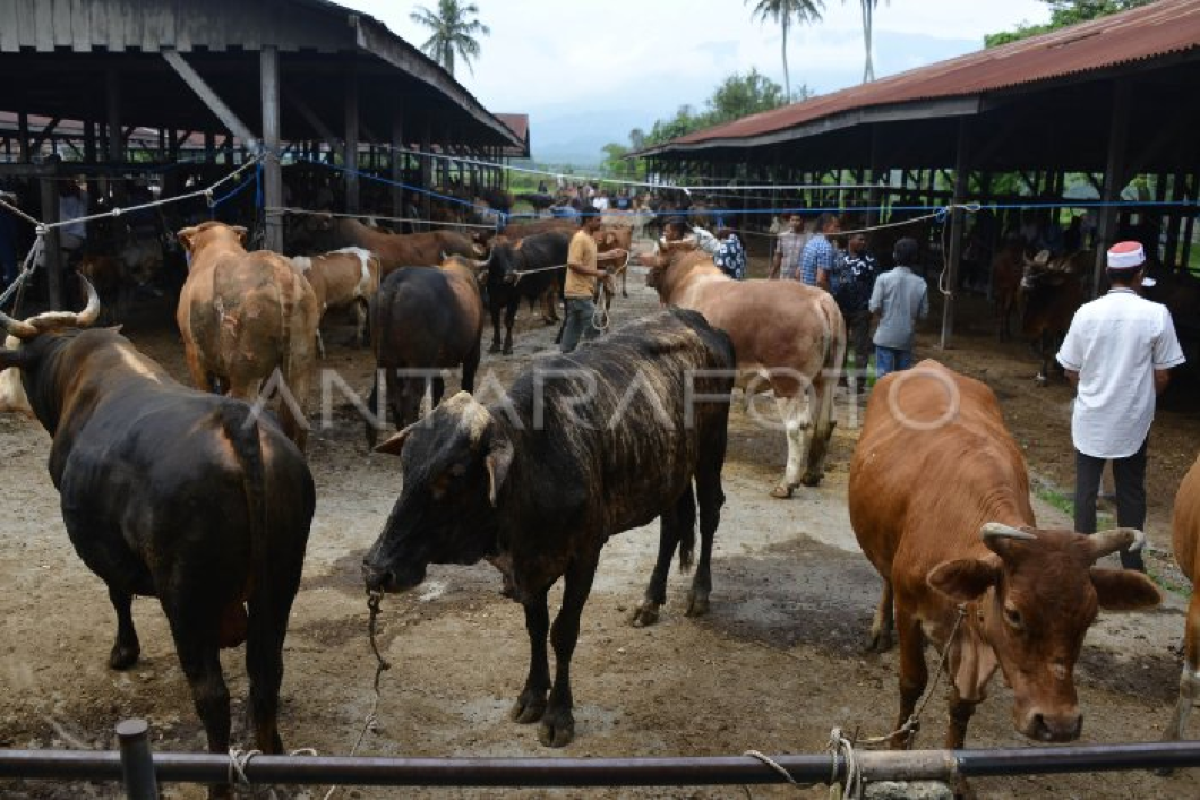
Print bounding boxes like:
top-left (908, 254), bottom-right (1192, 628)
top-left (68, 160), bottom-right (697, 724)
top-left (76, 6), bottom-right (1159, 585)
top-left (106, 0), bottom-right (126, 50)
top-left (173, 0), bottom-right (191, 51)
top-left (261, 46), bottom-right (282, 251)
top-left (52, 0), bottom-right (73, 47)
top-left (70, 0), bottom-right (92, 52)
top-left (1093, 79), bottom-right (1131, 297)
top-left (123, 0), bottom-right (145, 54)
top-left (142, 0), bottom-right (174, 52)
top-left (34, 0), bottom-right (55, 51)
top-left (940, 118), bottom-right (970, 350)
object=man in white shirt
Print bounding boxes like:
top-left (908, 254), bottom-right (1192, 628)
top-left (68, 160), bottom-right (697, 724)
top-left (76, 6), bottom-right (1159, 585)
top-left (1056, 241), bottom-right (1186, 570)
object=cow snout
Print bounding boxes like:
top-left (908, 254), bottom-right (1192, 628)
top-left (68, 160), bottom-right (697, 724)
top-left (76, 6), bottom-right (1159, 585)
top-left (361, 559), bottom-right (395, 593)
top-left (1023, 708), bottom-right (1082, 742)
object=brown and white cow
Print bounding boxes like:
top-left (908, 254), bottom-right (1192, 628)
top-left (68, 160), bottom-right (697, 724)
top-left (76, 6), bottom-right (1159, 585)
top-left (850, 360), bottom-right (1160, 756)
top-left (318, 216), bottom-right (477, 275)
top-left (290, 246), bottom-right (381, 356)
top-left (991, 237), bottom-right (1026, 341)
top-left (0, 335), bottom-right (31, 416)
top-left (177, 222), bottom-right (320, 452)
top-left (1166, 452), bottom-right (1200, 743)
top-left (644, 241), bottom-right (844, 497)
top-left (1020, 249), bottom-right (1090, 385)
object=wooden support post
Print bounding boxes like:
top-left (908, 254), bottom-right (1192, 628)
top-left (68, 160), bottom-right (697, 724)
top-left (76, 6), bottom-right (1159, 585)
top-left (204, 131), bottom-right (215, 164)
top-left (1093, 79), bottom-right (1131, 297)
top-left (866, 127), bottom-right (881, 229)
top-left (1164, 173), bottom-right (1183, 271)
top-left (17, 111), bottom-right (29, 162)
top-left (106, 68), bottom-right (122, 164)
top-left (940, 119), bottom-right (970, 350)
top-left (260, 45), bottom-right (283, 252)
top-left (343, 67), bottom-right (360, 215)
top-left (420, 124), bottom-right (432, 222)
top-left (391, 107), bottom-right (404, 220)
top-left (40, 176), bottom-right (62, 310)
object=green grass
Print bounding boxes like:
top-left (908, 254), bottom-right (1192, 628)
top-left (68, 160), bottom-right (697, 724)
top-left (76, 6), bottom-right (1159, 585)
top-left (1147, 567), bottom-right (1191, 598)
top-left (1035, 486), bottom-right (1075, 517)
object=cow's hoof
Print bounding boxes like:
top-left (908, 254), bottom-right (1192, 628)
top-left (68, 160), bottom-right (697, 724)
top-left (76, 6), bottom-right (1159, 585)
top-left (488, 343), bottom-right (501, 354)
top-left (538, 709), bottom-right (575, 748)
top-left (629, 603), bottom-right (661, 628)
top-left (865, 631), bottom-right (894, 654)
top-left (800, 472), bottom-right (823, 488)
top-left (769, 485), bottom-right (794, 499)
top-left (511, 690), bottom-right (547, 724)
top-left (1035, 374), bottom-right (1048, 387)
top-left (685, 590), bottom-right (710, 618)
top-left (109, 643), bottom-right (140, 670)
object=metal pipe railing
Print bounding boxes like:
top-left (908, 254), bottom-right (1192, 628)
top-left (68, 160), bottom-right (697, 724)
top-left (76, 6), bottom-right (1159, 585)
top-left (2, 722), bottom-right (1199, 792)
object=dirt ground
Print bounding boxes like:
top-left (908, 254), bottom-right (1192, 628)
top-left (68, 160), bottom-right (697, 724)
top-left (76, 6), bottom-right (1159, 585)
top-left (1, 257), bottom-right (1198, 800)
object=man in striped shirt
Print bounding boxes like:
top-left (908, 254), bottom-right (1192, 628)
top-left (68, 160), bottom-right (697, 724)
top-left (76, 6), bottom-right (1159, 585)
top-left (804, 213), bottom-right (840, 288)
top-left (769, 213), bottom-right (808, 280)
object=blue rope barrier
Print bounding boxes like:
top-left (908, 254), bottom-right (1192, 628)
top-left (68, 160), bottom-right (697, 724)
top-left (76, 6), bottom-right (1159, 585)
top-left (296, 157), bottom-right (497, 217)
top-left (210, 170), bottom-right (260, 211)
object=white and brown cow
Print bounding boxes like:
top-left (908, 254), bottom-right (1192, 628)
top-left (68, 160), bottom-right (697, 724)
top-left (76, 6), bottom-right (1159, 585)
top-left (644, 241), bottom-right (845, 497)
top-left (290, 246), bottom-right (380, 356)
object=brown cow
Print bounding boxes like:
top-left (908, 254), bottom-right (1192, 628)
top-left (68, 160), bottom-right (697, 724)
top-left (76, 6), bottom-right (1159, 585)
top-left (290, 246), bottom-right (381, 356)
top-left (1166, 453), bottom-right (1200, 743)
top-left (318, 216), bottom-right (477, 275)
top-left (177, 222), bottom-right (320, 452)
top-left (992, 238), bottom-right (1026, 341)
top-left (644, 241), bottom-right (844, 497)
top-left (850, 360), bottom-right (1160, 762)
top-left (1020, 249), bottom-right (1089, 385)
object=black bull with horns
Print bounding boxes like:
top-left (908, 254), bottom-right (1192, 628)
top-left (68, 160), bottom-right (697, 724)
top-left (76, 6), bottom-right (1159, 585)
top-left (0, 277), bottom-right (315, 800)
top-left (362, 308), bottom-right (736, 748)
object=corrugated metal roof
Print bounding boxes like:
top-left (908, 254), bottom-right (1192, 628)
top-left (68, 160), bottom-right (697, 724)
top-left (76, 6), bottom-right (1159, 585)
top-left (653, 0), bottom-right (1200, 151)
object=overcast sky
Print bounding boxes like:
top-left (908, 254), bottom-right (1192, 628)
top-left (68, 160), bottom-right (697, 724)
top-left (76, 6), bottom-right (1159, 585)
top-left (341, 0), bottom-right (1052, 162)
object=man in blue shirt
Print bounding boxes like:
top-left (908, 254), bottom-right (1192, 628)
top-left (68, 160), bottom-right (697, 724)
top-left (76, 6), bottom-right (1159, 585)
top-left (869, 237), bottom-right (928, 380)
top-left (803, 213), bottom-right (840, 288)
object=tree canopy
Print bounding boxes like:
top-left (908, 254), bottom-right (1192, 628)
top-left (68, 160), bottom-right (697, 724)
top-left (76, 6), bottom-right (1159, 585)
top-left (984, 0), bottom-right (1155, 48)
top-left (410, 0), bottom-right (490, 77)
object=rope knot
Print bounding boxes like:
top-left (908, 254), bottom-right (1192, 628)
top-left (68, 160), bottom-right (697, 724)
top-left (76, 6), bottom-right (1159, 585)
top-left (227, 747), bottom-right (261, 787)
top-left (111, 207), bottom-right (124, 217)
top-left (205, 189), bottom-right (216, 208)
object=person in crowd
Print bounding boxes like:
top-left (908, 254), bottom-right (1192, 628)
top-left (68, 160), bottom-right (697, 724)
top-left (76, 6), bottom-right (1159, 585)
top-left (713, 227), bottom-right (746, 281)
top-left (769, 213), bottom-right (807, 280)
top-left (1056, 241), bottom-right (1185, 572)
top-left (806, 213), bottom-right (841, 289)
top-left (869, 237), bottom-right (928, 380)
top-left (830, 231), bottom-right (879, 391)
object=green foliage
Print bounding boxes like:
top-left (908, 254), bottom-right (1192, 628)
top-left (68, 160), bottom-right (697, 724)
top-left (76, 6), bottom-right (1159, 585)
top-left (410, 0), bottom-right (490, 77)
top-left (746, 0), bottom-right (825, 100)
top-left (984, 0), bottom-right (1155, 48)
top-left (597, 69), bottom-right (801, 176)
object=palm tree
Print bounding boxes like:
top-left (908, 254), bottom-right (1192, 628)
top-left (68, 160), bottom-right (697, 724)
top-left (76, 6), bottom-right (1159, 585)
top-left (746, 0), bottom-right (825, 102)
top-left (849, 0), bottom-right (887, 82)
top-left (410, 0), bottom-right (491, 78)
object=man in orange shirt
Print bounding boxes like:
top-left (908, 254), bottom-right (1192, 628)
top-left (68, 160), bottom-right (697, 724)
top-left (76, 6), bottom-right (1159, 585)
top-left (561, 212), bottom-right (625, 353)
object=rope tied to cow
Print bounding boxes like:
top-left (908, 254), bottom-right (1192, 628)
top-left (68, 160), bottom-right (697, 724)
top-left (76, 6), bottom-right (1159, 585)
top-left (827, 728), bottom-right (865, 800)
top-left (227, 747), bottom-right (261, 789)
top-left (0, 236), bottom-right (44, 313)
top-left (320, 590), bottom-right (392, 800)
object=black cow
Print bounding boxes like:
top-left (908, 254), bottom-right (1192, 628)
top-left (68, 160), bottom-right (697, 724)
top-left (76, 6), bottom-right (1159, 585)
top-left (485, 230), bottom-right (569, 354)
top-left (366, 256), bottom-right (484, 446)
top-left (0, 281), bottom-right (315, 800)
top-left (362, 309), bottom-right (735, 748)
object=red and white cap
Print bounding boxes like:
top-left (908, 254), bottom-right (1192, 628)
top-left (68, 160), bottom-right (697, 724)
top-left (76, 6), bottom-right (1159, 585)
top-left (1106, 241), bottom-right (1145, 270)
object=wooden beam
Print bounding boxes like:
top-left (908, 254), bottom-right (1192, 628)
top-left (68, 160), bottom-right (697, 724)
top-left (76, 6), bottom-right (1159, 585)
top-left (283, 89), bottom-right (340, 153)
top-left (343, 66), bottom-right (360, 214)
top-left (391, 106), bottom-right (404, 219)
top-left (260, 45), bottom-right (283, 252)
top-left (1092, 79), bottom-right (1131, 297)
top-left (161, 49), bottom-right (256, 147)
top-left (39, 176), bottom-right (61, 310)
top-left (106, 68), bottom-right (122, 163)
top-left (17, 111), bottom-right (29, 162)
top-left (940, 118), bottom-right (970, 350)
top-left (30, 117), bottom-right (61, 151)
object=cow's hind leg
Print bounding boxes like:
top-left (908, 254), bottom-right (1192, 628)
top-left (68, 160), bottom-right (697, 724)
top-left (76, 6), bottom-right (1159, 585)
top-left (769, 396), bottom-right (807, 499)
top-left (108, 587), bottom-right (141, 669)
top-left (689, 465), bottom-right (725, 618)
top-left (489, 302), bottom-right (503, 354)
top-left (503, 297), bottom-right (518, 355)
top-left (801, 378), bottom-right (836, 487)
top-left (629, 499), bottom-right (681, 628)
top-left (246, 569), bottom-right (303, 755)
top-left (512, 584), bottom-right (552, 726)
top-left (866, 577), bottom-right (894, 654)
top-left (1163, 591), bottom-right (1200, 750)
top-left (165, 607), bottom-right (232, 798)
top-left (541, 547), bottom-right (602, 747)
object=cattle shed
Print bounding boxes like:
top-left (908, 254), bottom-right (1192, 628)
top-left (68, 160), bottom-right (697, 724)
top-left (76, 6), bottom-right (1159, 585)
top-left (0, 0), bottom-right (522, 306)
top-left (637, 0), bottom-right (1200, 346)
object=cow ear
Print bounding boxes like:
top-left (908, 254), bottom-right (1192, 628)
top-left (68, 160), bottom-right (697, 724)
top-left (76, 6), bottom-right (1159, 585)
top-left (1090, 568), bottom-right (1161, 612)
top-left (231, 225), bottom-right (249, 244)
top-left (485, 433), bottom-right (514, 507)
top-left (374, 425), bottom-right (412, 457)
top-left (927, 558), bottom-right (999, 602)
top-left (177, 226), bottom-right (198, 251)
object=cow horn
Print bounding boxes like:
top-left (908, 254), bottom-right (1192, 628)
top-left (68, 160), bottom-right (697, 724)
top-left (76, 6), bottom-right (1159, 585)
top-left (0, 306), bottom-right (37, 339)
top-left (980, 522), bottom-right (1036, 551)
top-left (74, 275), bottom-right (101, 327)
top-left (1084, 527), bottom-right (1146, 562)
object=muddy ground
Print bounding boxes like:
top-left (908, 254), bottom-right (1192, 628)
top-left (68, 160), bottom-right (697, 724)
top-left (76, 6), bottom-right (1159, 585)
top-left (1, 257), bottom-right (1198, 799)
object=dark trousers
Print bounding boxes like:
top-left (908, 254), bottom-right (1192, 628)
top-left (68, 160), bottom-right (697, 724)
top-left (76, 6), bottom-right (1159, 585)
top-left (844, 308), bottom-right (873, 371)
top-left (1073, 438), bottom-right (1148, 571)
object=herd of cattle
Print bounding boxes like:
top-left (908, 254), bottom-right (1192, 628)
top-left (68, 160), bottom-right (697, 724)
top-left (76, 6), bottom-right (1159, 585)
top-left (0, 215), bottom-right (1199, 799)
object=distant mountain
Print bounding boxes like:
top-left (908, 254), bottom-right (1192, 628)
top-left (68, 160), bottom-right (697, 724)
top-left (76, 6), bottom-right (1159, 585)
top-left (527, 107), bottom-right (657, 168)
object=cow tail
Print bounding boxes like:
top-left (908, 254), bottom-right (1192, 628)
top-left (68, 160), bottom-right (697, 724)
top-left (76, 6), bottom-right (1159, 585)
top-left (820, 298), bottom-right (846, 430)
top-left (219, 402), bottom-right (269, 626)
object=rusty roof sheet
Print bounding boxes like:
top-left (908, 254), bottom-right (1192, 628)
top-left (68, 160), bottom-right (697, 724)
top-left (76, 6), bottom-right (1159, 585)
top-left (659, 0), bottom-right (1200, 149)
